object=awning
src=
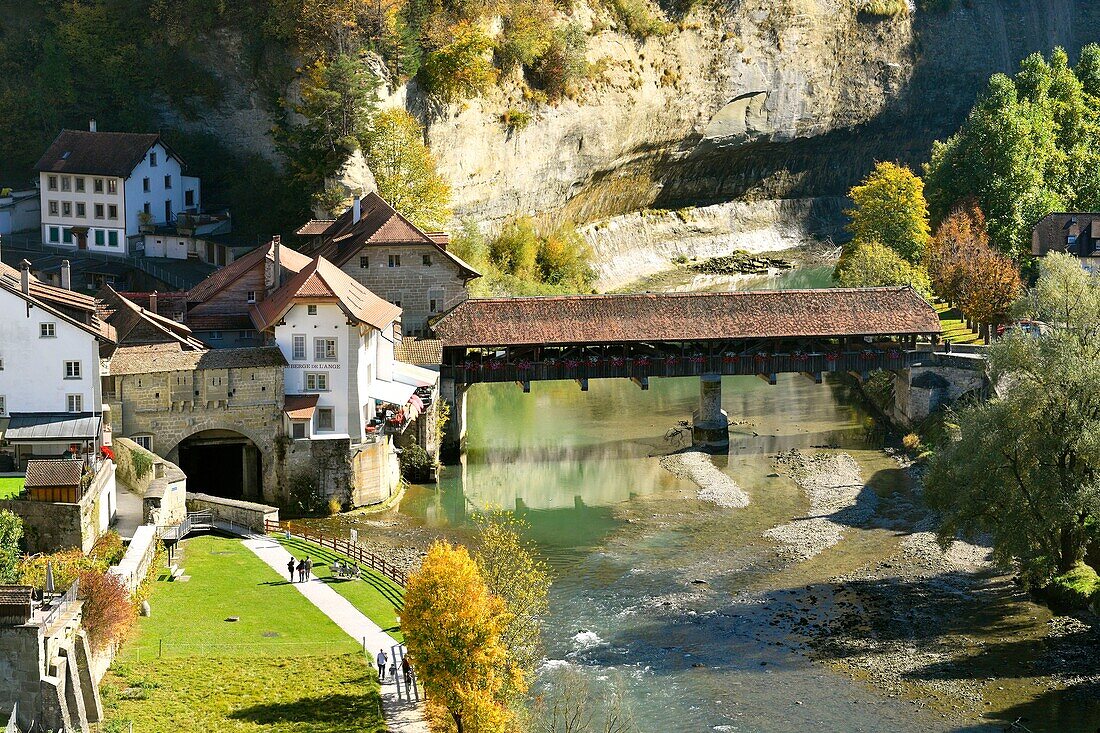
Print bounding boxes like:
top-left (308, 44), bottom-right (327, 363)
top-left (3, 413), bottom-right (100, 442)
top-left (393, 361), bottom-right (439, 388)
top-left (369, 379), bottom-right (417, 406)
top-left (284, 394), bottom-right (319, 420)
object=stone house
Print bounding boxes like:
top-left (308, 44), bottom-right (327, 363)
top-left (1032, 212), bottom-right (1100, 271)
top-left (298, 193), bottom-right (480, 337)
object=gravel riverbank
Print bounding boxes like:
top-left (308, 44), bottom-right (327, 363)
top-left (659, 450), bottom-right (750, 508)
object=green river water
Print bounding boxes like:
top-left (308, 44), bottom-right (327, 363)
top-left (334, 266), bottom-right (1098, 731)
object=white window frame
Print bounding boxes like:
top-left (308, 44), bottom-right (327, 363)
top-left (207, 331), bottom-right (223, 340)
top-left (315, 407), bottom-right (335, 432)
top-left (66, 394), bottom-right (83, 413)
top-left (64, 360), bottom-right (82, 379)
top-left (388, 254), bottom-right (400, 268)
top-left (307, 304), bottom-right (318, 316)
top-left (40, 323), bottom-right (56, 338)
top-left (133, 435), bottom-right (152, 450)
top-left (314, 337), bottom-right (337, 361)
top-left (292, 334), bottom-right (306, 361)
top-left (246, 290), bottom-right (257, 304)
top-left (305, 372), bottom-right (329, 391)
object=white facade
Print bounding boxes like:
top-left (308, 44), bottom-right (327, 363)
top-left (0, 286), bottom-right (103, 419)
top-left (38, 140), bottom-right (200, 256)
top-left (0, 189), bottom-right (40, 235)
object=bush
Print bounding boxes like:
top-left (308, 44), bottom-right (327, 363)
top-left (531, 23), bottom-right (588, 102)
top-left (327, 497), bottom-right (344, 516)
top-left (500, 107), bottom-right (533, 131)
top-left (0, 510), bottom-right (23, 584)
top-left (496, 1), bottom-right (555, 73)
top-left (1042, 563), bottom-right (1100, 612)
top-left (901, 433), bottom-right (924, 454)
top-left (400, 443), bottom-right (434, 483)
top-left (90, 531), bottom-right (126, 566)
top-left (861, 0), bottom-right (908, 16)
top-left (19, 550), bottom-right (106, 590)
top-left (610, 0), bottom-right (672, 36)
top-left (418, 21), bottom-right (498, 103)
top-left (78, 569), bottom-right (136, 651)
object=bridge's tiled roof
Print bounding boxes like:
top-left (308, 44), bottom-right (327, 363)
top-left (431, 287), bottom-right (942, 347)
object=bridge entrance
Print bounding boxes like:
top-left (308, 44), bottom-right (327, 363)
top-left (176, 429), bottom-right (263, 500)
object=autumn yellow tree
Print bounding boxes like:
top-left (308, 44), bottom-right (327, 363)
top-left (957, 245), bottom-right (1023, 341)
top-left (404, 541), bottom-right (515, 733)
top-left (846, 161), bottom-right (932, 263)
top-left (362, 108), bottom-right (452, 229)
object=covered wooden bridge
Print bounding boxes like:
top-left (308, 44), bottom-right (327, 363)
top-left (430, 287), bottom-right (942, 452)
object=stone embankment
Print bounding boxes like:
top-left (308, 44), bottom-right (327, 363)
top-left (763, 450), bottom-right (876, 561)
top-left (660, 451), bottom-right (750, 508)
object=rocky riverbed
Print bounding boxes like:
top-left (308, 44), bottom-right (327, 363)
top-left (660, 450), bottom-right (750, 508)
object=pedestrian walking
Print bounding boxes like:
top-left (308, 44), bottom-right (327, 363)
top-left (376, 649), bottom-right (388, 681)
top-left (296, 558), bottom-right (307, 583)
top-left (286, 556), bottom-right (296, 582)
top-left (401, 656), bottom-right (411, 685)
top-left (304, 556), bottom-right (313, 581)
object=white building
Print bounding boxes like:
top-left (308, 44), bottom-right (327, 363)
top-left (33, 124), bottom-right (201, 256)
top-left (252, 256), bottom-right (436, 444)
top-left (0, 187), bottom-right (40, 235)
top-left (0, 259), bottom-right (116, 470)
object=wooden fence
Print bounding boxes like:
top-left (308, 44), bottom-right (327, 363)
top-left (264, 520), bottom-right (407, 587)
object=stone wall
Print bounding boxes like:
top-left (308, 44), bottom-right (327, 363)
top-left (893, 355), bottom-right (988, 428)
top-left (0, 461), bottom-right (116, 554)
top-left (339, 246), bottom-right (469, 337)
top-left (108, 525), bottom-right (159, 595)
top-left (110, 364), bottom-right (285, 504)
top-left (0, 622), bottom-right (43, 732)
top-left (109, 438), bottom-right (188, 528)
top-left (350, 440), bottom-right (399, 507)
top-left (186, 493), bottom-right (279, 532)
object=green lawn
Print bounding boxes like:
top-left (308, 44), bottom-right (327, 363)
top-left (102, 535), bottom-right (384, 733)
top-left (276, 536), bottom-right (405, 643)
top-left (0, 476), bottom-right (24, 499)
top-left (934, 302), bottom-right (985, 345)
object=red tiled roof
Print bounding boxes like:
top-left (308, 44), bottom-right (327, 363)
top-left (284, 394), bottom-right (319, 419)
top-left (100, 286), bottom-right (206, 349)
top-left (187, 240), bottom-right (312, 304)
top-left (24, 459), bottom-right (82, 488)
top-left (250, 257), bottom-right (402, 332)
top-left (297, 220), bottom-right (336, 236)
top-left (304, 193), bottom-right (479, 279)
top-left (431, 288), bottom-right (943, 347)
top-left (34, 129), bottom-right (164, 176)
top-left (0, 261), bottom-right (115, 342)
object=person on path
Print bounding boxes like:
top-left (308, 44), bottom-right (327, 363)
top-left (401, 656), bottom-right (411, 685)
top-left (296, 558), bottom-right (307, 583)
top-left (287, 556), bottom-right (296, 582)
top-left (304, 556), bottom-right (313, 581)
top-left (377, 649), bottom-right (388, 681)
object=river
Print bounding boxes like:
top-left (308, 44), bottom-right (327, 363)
top-left (322, 266), bottom-right (1099, 732)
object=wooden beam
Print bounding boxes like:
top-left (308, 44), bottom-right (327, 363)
top-left (516, 380), bottom-right (531, 393)
top-left (576, 378), bottom-right (589, 391)
top-left (799, 371), bottom-right (822, 384)
top-left (756, 372), bottom-right (777, 385)
top-left (630, 376), bottom-right (649, 391)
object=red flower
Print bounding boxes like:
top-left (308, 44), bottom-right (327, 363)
top-left (723, 355), bottom-right (740, 364)
top-left (516, 360), bottom-right (532, 371)
top-left (690, 355), bottom-right (706, 364)
top-left (824, 352), bottom-right (840, 362)
top-left (635, 357), bottom-right (651, 367)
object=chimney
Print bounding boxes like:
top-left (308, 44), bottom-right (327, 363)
top-left (61, 259), bottom-right (71, 290)
top-left (352, 196), bottom-right (361, 224)
top-left (19, 259), bottom-right (31, 295)
top-left (271, 235), bottom-right (282, 292)
top-left (149, 290), bottom-right (158, 314)
top-left (89, 119), bottom-right (97, 133)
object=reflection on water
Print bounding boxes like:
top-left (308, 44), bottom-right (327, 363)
top-left (400, 374), bottom-right (978, 731)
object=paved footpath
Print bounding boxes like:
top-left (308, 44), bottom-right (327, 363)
top-left (241, 534), bottom-right (428, 732)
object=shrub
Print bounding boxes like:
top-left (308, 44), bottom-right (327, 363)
top-left (531, 23), bottom-right (588, 102)
top-left (400, 443), bottom-right (434, 483)
top-left (609, 0), bottom-right (672, 37)
top-left (90, 531), bottom-right (125, 566)
top-left (861, 0), bottom-right (908, 16)
top-left (327, 497), bottom-right (344, 516)
top-left (500, 107), bottom-right (533, 131)
top-left (78, 569), bottom-right (136, 651)
top-left (901, 433), bottom-right (924, 454)
top-left (496, 1), bottom-right (555, 72)
top-left (1042, 563), bottom-right (1100, 612)
top-left (19, 550), bottom-right (105, 590)
top-left (418, 21), bottom-right (498, 103)
top-left (0, 510), bottom-right (23, 584)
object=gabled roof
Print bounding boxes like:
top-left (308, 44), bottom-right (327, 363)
top-left (34, 129), bottom-right (170, 177)
top-left (24, 459), bottom-right (83, 488)
top-left (0, 261), bottom-right (115, 342)
top-left (304, 193), bottom-right (480, 279)
top-left (1032, 212), bottom-right (1100, 257)
top-left (99, 286), bottom-right (206, 349)
top-left (297, 220), bottom-right (336, 236)
top-left (284, 394), bottom-right (319, 420)
top-left (431, 287), bottom-right (943, 347)
top-left (186, 240), bottom-right (312, 304)
top-left (250, 256), bottom-right (402, 332)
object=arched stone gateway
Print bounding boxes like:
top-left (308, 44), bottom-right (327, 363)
top-left (168, 428), bottom-right (269, 501)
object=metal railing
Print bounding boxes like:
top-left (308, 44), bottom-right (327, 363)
top-left (390, 642), bottom-right (421, 703)
top-left (265, 520), bottom-right (407, 587)
top-left (41, 577), bottom-right (80, 629)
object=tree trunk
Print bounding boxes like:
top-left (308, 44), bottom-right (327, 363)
top-left (453, 713), bottom-right (463, 733)
top-left (1057, 524), bottom-right (1086, 574)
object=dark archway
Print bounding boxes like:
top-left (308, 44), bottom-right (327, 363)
top-left (176, 429), bottom-right (263, 500)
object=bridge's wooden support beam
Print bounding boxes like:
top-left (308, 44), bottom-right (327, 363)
top-left (800, 371), bottom-right (822, 384)
top-left (516, 380), bottom-right (531, 393)
top-left (576, 378), bottom-right (589, 391)
top-left (756, 372), bottom-right (777, 385)
top-left (630, 376), bottom-right (649, 391)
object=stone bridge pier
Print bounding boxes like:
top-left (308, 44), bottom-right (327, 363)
top-left (440, 377), bottom-right (468, 463)
top-left (692, 374), bottom-right (730, 452)
top-left (892, 350), bottom-right (989, 428)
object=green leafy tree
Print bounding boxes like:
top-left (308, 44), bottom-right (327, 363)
top-left (1076, 43), bottom-right (1100, 98)
top-left (835, 241), bottom-right (931, 297)
top-left (496, 0), bottom-right (555, 72)
top-left (925, 253), bottom-right (1100, 578)
top-left (845, 161), bottom-right (931, 263)
top-left (418, 20), bottom-right (497, 103)
top-left (532, 23), bottom-right (588, 102)
top-left (0, 510), bottom-right (23, 584)
top-left (472, 512), bottom-right (551, 700)
top-left (362, 108), bottom-right (452, 229)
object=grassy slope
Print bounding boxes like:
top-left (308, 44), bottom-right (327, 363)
top-left (934, 302), bottom-right (984, 345)
top-left (0, 477), bottom-right (24, 499)
top-left (277, 536), bottom-right (405, 643)
top-left (102, 535), bottom-right (384, 733)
